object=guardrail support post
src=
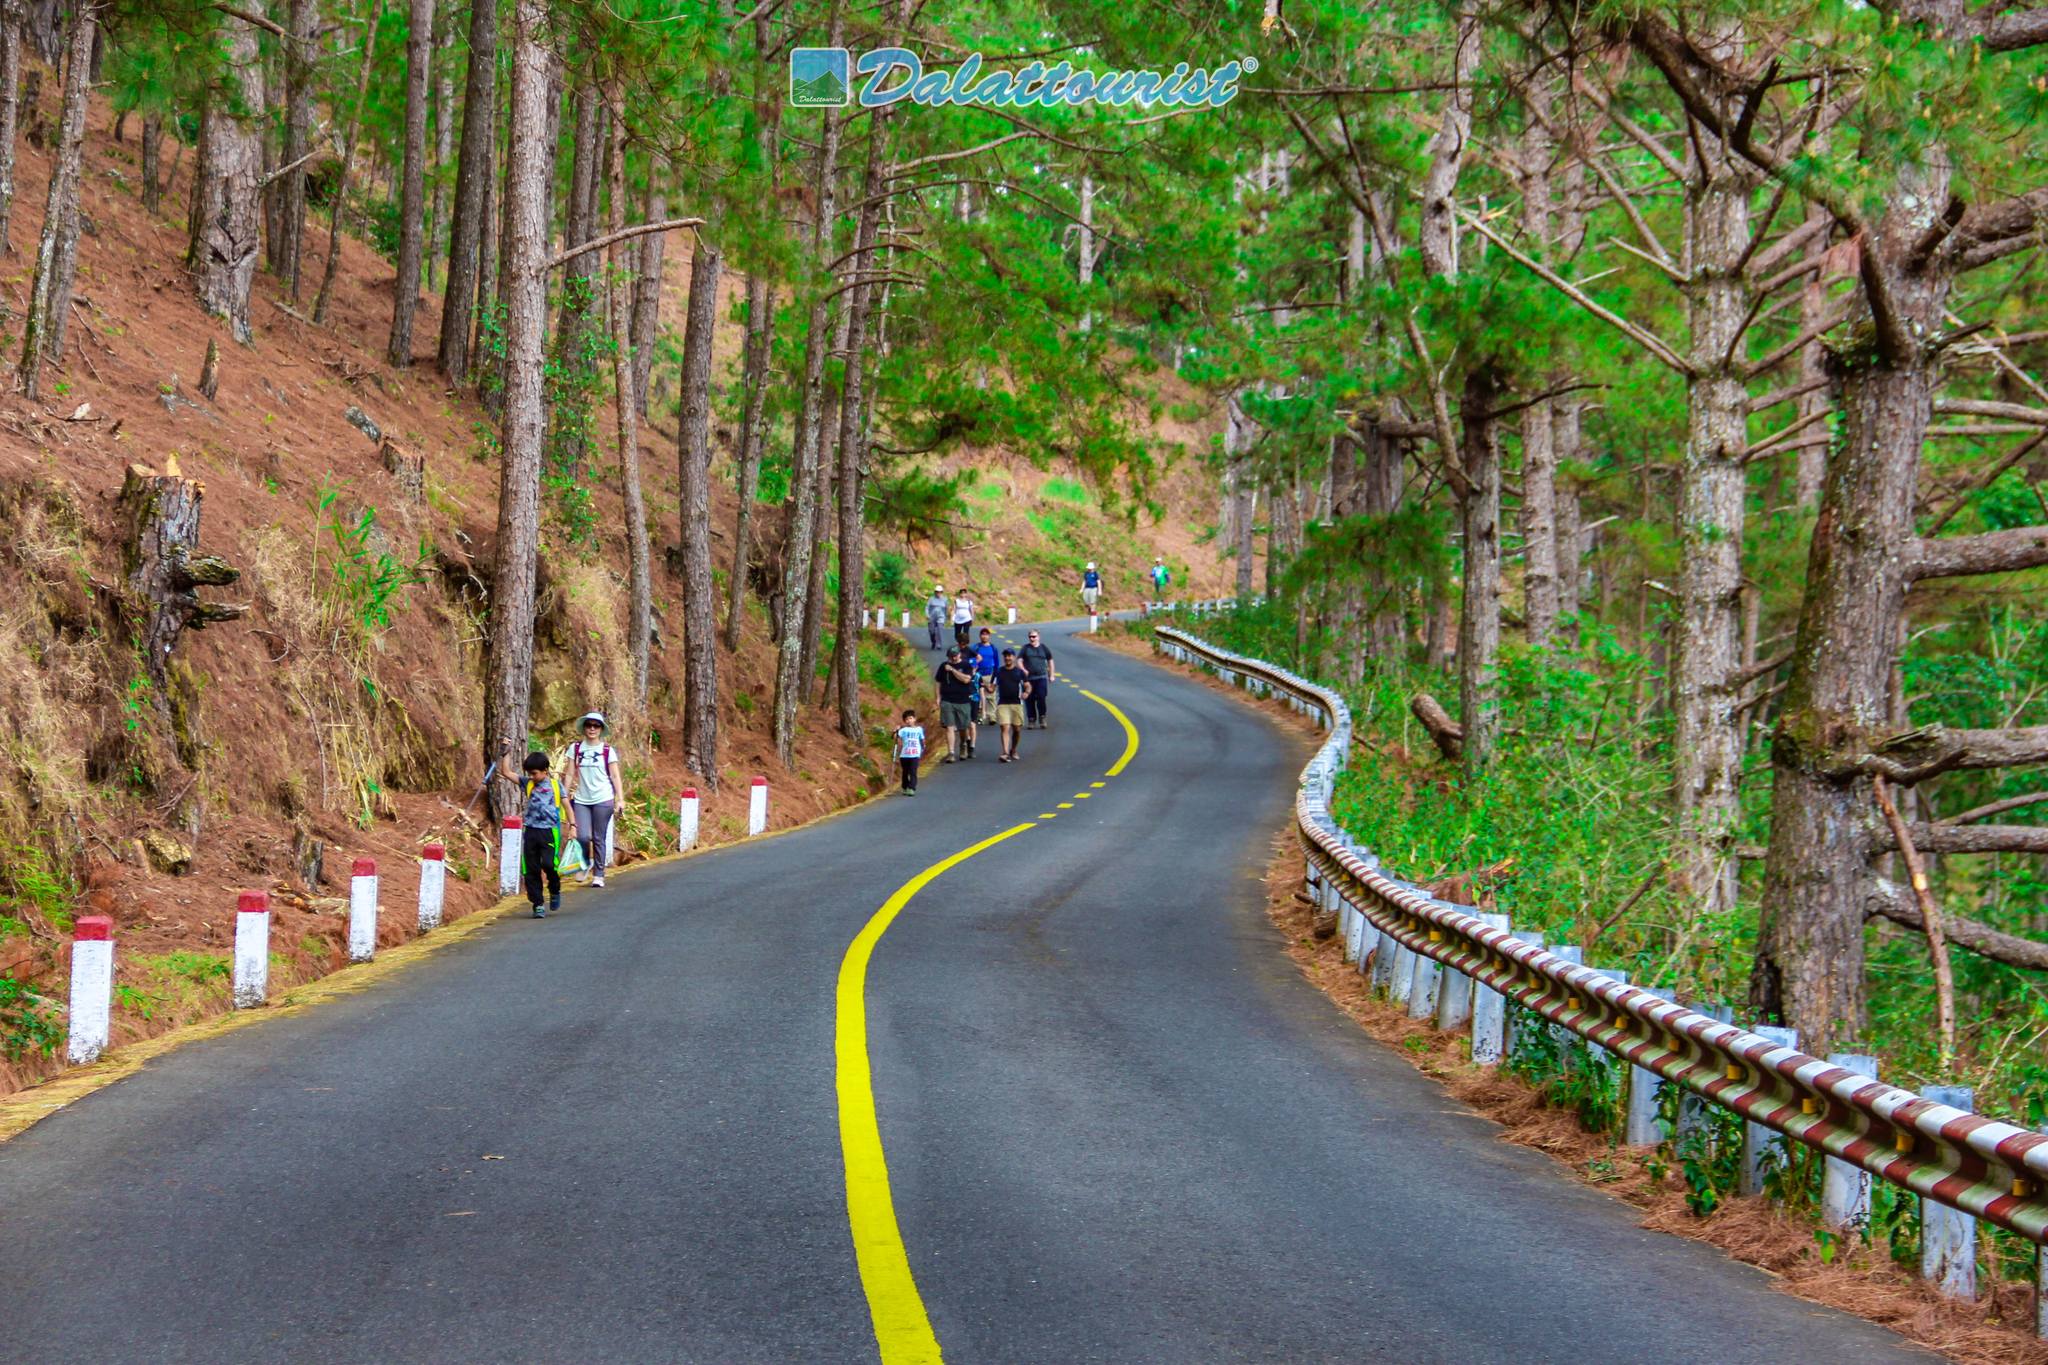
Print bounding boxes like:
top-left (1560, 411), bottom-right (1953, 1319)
top-left (1369, 921), bottom-right (1398, 994)
top-left (1625, 987), bottom-right (1675, 1145)
top-left (1388, 932), bottom-right (1415, 1008)
top-left (678, 789), bottom-right (700, 852)
top-left (66, 916), bottom-right (115, 1064)
top-left (1920, 1084), bottom-right (1978, 1300)
top-left (1739, 1025), bottom-right (1798, 1196)
top-left (1678, 1003), bottom-right (1735, 1147)
top-left (232, 891), bottom-right (270, 1008)
top-left (1434, 947), bottom-right (1473, 1032)
top-left (348, 858), bottom-right (379, 964)
top-left (1820, 1053), bottom-right (1878, 1231)
top-left (1470, 913), bottom-right (1511, 1064)
top-left (418, 844), bottom-right (446, 932)
top-left (747, 776), bottom-right (769, 836)
top-left (1546, 944), bottom-right (1584, 1063)
top-left (1506, 931), bottom-right (1545, 1063)
top-left (1407, 937), bottom-right (1442, 1020)
top-left (498, 816), bottom-right (521, 896)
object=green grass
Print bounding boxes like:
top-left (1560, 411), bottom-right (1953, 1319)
top-left (1039, 475), bottom-right (1092, 506)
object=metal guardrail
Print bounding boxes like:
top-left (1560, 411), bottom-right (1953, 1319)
top-left (1153, 625), bottom-right (2048, 1250)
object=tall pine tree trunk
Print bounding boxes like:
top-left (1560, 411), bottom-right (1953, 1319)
top-left (437, 0), bottom-right (494, 378)
top-left (833, 131), bottom-right (887, 741)
top-left (427, 0), bottom-right (453, 291)
top-left (0, 4), bottom-right (21, 253)
top-left (677, 237), bottom-right (723, 779)
top-left (1457, 365), bottom-right (1503, 777)
top-left (769, 0), bottom-right (846, 766)
top-left (726, 272), bottom-right (773, 650)
top-left (628, 165), bottom-right (665, 417)
top-left (545, 80), bottom-right (600, 469)
top-left (1516, 103), bottom-right (1560, 649)
top-left (276, 0), bottom-right (316, 295)
top-left (193, 6), bottom-right (264, 343)
top-left (602, 91), bottom-right (652, 712)
top-left (313, 0), bottom-right (382, 324)
top-left (387, 0), bottom-right (433, 366)
top-left (1672, 62), bottom-right (1756, 925)
top-left (482, 0), bottom-right (550, 817)
top-left (16, 0), bottom-right (94, 397)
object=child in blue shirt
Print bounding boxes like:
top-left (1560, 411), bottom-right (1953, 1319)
top-left (520, 751), bottom-right (572, 917)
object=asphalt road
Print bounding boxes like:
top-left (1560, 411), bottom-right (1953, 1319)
top-left (0, 619), bottom-right (1922, 1363)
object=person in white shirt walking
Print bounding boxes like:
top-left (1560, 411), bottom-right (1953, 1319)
top-left (892, 709), bottom-right (925, 794)
top-left (564, 711), bottom-right (625, 887)
top-left (951, 589), bottom-right (976, 646)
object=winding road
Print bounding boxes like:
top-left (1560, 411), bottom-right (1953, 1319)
top-left (0, 620), bottom-right (1922, 1362)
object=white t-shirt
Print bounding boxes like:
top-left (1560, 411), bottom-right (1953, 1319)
top-left (952, 597), bottom-right (975, 624)
top-left (896, 725), bottom-right (925, 759)
top-left (568, 742), bottom-right (616, 804)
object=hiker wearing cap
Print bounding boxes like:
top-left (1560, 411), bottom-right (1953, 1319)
top-left (994, 649), bottom-right (1032, 761)
top-left (1150, 556), bottom-right (1171, 592)
top-left (564, 712), bottom-right (625, 888)
top-left (924, 584), bottom-right (948, 650)
top-left (1080, 561), bottom-right (1102, 610)
top-left (935, 646), bottom-right (979, 760)
top-left (1018, 629), bottom-right (1055, 729)
top-left (972, 627), bottom-right (1000, 724)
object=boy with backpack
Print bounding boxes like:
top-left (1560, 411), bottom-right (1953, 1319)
top-left (519, 751), bottom-right (572, 918)
top-left (892, 709), bottom-right (925, 794)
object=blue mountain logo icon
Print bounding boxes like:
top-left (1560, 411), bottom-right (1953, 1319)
top-left (790, 48), bottom-right (850, 107)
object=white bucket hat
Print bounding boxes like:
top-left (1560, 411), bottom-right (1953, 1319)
top-left (579, 711), bottom-right (607, 731)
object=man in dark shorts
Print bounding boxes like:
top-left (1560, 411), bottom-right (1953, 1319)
top-left (1018, 629), bottom-right (1055, 729)
top-left (993, 648), bottom-right (1033, 762)
top-left (934, 646), bottom-right (979, 760)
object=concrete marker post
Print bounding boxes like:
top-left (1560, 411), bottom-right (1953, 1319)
top-left (1007, 606), bottom-right (1017, 625)
top-left (347, 858), bottom-right (379, 964)
top-left (498, 816), bottom-right (521, 896)
top-left (1919, 1084), bottom-right (1978, 1300)
top-left (1088, 613), bottom-right (1099, 633)
top-left (900, 610), bottom-right (911, 628)
top-left (747, 776), bottom-right (769, 836)
top-left (1388, 932), bottom-right (1415, 1008)
top-left (67, 916), bottom-right (115, 1064)
top-left (1739, 1025), bottom-right (1798, 1196)
top-left (1820, 1054), bottom-right (1878, 1231)
top-left (232, 890), bottom-right (271, 1008)
top-left (677, 789), bottom-right (701, 852)
top-left (1470, 913), bottom-right (1512, 1065)
top-left (417, 844), bottom-right (446, 932)
top-left (1625, 987), bottom-right (1676, 1146)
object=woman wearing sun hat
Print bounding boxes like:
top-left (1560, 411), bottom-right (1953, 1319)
top-left (564, 711), bottom-right (625, 888)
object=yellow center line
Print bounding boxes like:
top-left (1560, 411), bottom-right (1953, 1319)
top-left (837, 822), bottom-right (1037, 1364)
top-left (1090, 782), bottom-right (1106, 788)
top-left (1080, 688), bottom-right (1140, 776)
top-left (1058, 802), bottom-right (1074, 809)
top-left (1074, 792), bottom-right (1091, 799)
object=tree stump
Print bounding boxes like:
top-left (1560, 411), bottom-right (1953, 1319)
top-left (198, 337), bottom-right (220, 400)
top-left (381, 438), bottom-right (425, 502)
top-left (118, 462), bottom-right (248, 686)
top-left (1409, 692), bottom-right (1465, 762)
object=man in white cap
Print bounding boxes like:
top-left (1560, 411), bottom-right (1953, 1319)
top-left (564, 711), bottom-right (625, 887)
top-left (1150, 556), bottom-right (1171, 592)
top-left (1080, 561), bottom-right (1102, 611)
top-left (924, 583), bottom-right (948, 650)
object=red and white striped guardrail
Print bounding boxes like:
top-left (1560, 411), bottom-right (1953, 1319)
top-left (1153, 625), bottom-right (2048, 1256)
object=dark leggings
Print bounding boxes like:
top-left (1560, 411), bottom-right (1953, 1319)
top-left (1026, 678), bottom-right (1049, 723)
top-left (899, 756), bottom-right (920, 791)
top-left (522, 827), bottom-right (561, 905)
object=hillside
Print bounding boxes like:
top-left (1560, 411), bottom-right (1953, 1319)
top-left (0, 84), bottom-right (1237, 1090)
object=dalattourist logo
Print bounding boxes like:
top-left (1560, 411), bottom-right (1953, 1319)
top-left (788, 48), bottom-right (1254, 110)
top-left (790, 47), bottom-right (852, 107)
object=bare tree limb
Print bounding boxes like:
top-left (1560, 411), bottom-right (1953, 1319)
top-left (1876, 823), bottom-right (2048, 855)
top-left (1922, 431), bottom-right (2048, 535)
top-left (542, 218), bottom-right (703, 271)
top-left (1933, 397), bottom-right (2048, 426)
top-left (1741, 406), bottom-right (1831, 462)
top-left (1909, 525), bottom-right (2048, 580)
top-left (1859, 723), bottom-right (2048, 781)
top-left (1873, 775), bottom-right (1956, 1071)
top-left (1866, 880), bottom-right (2048, 971)
top-left (1743, 298), bottom-right (1856, 379)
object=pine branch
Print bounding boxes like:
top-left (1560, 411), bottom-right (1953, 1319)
top-left (541, 218), bottom-right (703, 271)
top-left (1867, 880), bottom-right (2048, 971)
top-left (1878, 823), bottom-right (2048, 855)
top-left (1859, 723), bottom-right (2048, 781)
top-left (1909, 526), bottom-right (2048, 581)
top-left (1937, 791), bottom-right (2048, 825)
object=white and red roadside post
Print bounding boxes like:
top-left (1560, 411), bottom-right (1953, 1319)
top-left (67, 915), bottom-right (115, 1064)
top-left (899, 610), bottom-right (910, 628)
top-left (1007, 606), bottom-right (1017, 625)
top-left (498, 816), bottom-right (521, 896)
top-left (747, 776), bottom-right (769, 836)
top-left (1089, 612), bottom-right (1100, 633)
top-left (348, 858), bottom-right (379, 964)
top-left (232, 891), bottom-right (270, 1008)
top-left (678, 789), bottom-right (701, 852)
top-left (418, 843), bottom-right (446, 932)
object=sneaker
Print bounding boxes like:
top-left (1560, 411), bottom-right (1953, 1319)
top-left (532, 903), bottom-right (546, 918)
top-left (593, 874), bottom-right (606, 888)
top-left (550, 896), bottom-right (562, 914)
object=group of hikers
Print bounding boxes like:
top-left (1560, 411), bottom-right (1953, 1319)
top-left (918, 558), bottom-right (1172, 652)
top-left (892, 622), bottom-right (1056, 794)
